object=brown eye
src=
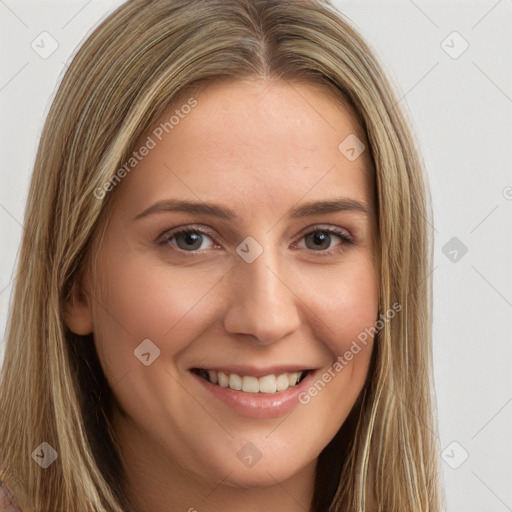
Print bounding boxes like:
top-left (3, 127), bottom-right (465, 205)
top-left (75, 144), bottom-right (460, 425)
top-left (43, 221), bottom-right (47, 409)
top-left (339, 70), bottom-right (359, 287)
top-left (295, 227), bottom-right (354, 254)
top-left (304, 231), bottom-right (336, 251)
top-left (160, 228), bottom-right (215, 252)
top-left (158, 225), bottom-right (354, 255)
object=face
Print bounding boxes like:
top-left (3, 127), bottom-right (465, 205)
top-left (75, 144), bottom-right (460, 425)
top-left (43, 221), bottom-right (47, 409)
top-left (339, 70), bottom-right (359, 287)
top-left (66, 79), bottom-right (379, 493)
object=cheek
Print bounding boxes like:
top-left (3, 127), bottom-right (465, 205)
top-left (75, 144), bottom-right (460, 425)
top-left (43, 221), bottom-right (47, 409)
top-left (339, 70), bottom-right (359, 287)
top-left (295, 257), bottom-right (378, 417)
top-left (305, 256), bottom-right (379, 358)
top-left (296, 259), bottom-right (378, 423)
top-left (89, 249), bottom-right (225, 377)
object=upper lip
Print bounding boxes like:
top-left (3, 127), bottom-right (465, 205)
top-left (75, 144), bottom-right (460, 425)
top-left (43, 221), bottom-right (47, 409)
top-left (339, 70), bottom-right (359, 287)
top-left (189, 365), bottom-right (317, 377)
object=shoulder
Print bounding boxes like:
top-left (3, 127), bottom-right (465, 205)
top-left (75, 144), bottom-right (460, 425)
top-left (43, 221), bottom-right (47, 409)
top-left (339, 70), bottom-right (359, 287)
top-left (0, 480), bottom-right (22, 512)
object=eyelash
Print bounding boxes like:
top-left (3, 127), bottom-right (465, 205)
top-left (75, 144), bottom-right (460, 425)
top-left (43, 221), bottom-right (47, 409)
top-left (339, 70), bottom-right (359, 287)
top-left (157, 224), bottom-right (355, 256)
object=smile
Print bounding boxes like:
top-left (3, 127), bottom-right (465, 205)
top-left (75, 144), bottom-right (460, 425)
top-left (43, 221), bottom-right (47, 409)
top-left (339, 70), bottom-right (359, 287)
top-left (191, 368), bottom-right (310, 394)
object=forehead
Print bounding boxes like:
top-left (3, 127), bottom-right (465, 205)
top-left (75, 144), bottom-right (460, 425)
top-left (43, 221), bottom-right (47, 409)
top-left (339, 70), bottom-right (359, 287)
top-left (112, 79), bottom-right (373, 221)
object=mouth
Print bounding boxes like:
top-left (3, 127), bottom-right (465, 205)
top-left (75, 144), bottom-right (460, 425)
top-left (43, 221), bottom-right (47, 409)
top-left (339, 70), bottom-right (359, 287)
top-left (190, 368), bottom-right (311, 394)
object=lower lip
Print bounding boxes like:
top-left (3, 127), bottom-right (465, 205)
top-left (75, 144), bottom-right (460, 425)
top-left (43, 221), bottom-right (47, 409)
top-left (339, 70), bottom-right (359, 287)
top-left (190, 371), bottom-right (317, 419)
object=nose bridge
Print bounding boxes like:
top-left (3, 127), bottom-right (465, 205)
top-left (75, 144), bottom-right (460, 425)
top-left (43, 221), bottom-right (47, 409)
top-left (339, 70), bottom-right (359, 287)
top-left (244, 248), bottom-right (285, 308)
top-left (223, 237), bottom-right (301, 343)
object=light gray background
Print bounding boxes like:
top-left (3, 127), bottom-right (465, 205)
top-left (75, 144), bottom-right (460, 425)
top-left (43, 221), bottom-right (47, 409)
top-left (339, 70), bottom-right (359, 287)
top-left (1, 1), bottom-right (511, 511)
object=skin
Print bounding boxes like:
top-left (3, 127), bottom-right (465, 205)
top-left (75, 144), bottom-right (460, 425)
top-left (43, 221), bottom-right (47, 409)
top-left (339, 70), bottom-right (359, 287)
top-left (65, 78), bottom-right (379, 512)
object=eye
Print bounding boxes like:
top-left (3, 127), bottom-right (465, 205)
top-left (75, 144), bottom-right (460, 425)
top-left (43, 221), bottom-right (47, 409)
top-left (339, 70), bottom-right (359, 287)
top-left (157, 225), bottom-right (354, 254)
top-left (159, 226), bottom-right (216, 252)
top-left (293, 226), bottom-right (354, 254)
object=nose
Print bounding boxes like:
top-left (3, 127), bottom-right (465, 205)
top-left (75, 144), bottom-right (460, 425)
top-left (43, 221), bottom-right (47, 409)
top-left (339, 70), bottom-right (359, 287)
top-left (222, 245), bottom-right (302, 345)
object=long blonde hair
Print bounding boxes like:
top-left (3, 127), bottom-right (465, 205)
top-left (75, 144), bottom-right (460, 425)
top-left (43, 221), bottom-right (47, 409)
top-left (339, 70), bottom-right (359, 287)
top-left (0, 1), bottom-right (443, 510)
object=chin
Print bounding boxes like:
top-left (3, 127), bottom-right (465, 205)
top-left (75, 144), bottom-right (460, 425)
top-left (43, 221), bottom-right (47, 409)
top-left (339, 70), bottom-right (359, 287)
top-left (222, 463), bottom-right (304, 488)
top-left (201, 442), bottom-right (317, 489)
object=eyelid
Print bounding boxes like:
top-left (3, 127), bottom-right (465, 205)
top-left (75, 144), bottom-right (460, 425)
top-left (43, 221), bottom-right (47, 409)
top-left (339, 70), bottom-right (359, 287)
top-left (291, 224), bottom-right (354, 254)
top-left (157, 223), bottom-right (354, 253)
top-left (297, 223), bottom-right (353, 241)
top-left (156, 224), bottom-right (218, 248)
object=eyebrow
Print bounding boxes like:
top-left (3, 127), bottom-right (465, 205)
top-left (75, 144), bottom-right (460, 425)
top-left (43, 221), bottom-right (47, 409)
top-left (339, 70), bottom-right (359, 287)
top-left (134, 197), bottom-right (370, 221)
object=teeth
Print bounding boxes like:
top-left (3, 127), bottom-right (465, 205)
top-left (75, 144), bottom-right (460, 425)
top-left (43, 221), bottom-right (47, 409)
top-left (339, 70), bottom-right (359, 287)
top-left (218, 371), bottom-right (229, 388)
top-left (259, 374), bottom-right (277, 394)
top-left (197, 369), bottom-right (307, 394)
top-left (229, 373), bottom-right (242, 390)
top-left (276, 373), bottom-right (289, 391)
top-left (288, 372), bottom-right (301, 387)
top-left (242, 376), bottom-right (259, 393)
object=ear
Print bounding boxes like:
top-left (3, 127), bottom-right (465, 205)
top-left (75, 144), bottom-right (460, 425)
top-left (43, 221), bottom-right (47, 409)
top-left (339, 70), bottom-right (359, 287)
top-left (63, 281), bottom-right (94, 335)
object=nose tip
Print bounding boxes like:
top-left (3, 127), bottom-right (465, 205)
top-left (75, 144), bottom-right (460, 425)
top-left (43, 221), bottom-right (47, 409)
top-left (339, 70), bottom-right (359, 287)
top-left (222, 259), bottom-right (302, 345)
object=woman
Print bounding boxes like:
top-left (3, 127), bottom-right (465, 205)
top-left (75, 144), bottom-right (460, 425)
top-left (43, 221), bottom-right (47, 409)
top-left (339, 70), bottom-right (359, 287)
top-left (0, 1), bottom-right (443, 511)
